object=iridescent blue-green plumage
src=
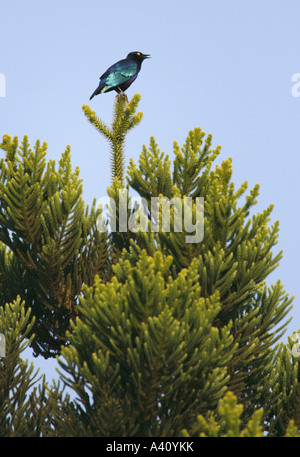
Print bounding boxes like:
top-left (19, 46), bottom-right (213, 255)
top-left (89, 51), bottom-right (150, 100)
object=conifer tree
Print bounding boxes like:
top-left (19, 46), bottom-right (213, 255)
top-left (0, 94), bottom-right (298, 436)
top-left (47, 94), bottom-right (297, 436)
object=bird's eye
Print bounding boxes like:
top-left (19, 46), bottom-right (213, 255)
top-left (137, 52), bottom-right (141, 56)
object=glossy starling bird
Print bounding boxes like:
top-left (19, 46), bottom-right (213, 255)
top-left (89, 51), bottom-right (150, 100)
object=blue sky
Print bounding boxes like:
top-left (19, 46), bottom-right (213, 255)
top-left (1, 0), bottom-right (300, 380)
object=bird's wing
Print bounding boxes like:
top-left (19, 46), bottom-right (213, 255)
top-left (100, 60), bottom-right (138, 87)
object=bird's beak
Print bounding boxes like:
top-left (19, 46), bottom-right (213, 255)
top-left (143, 54), bottom-right (151, 59)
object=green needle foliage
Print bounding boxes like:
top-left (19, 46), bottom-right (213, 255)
top-left (0, 297), bottom-right (51, 436)
top-left (182, 390), bottom-right (300, 437)
top-left (265, 333), bottom-right (300, 435)
top-left (83, 94), bottom-right (146, 260)
top-left (82, 93), bottom-right (143, 183)
top-left (51, 250), bottom-right (235, 436)
top-left (126, 121), bottom-right (294, 425)
top-left (0, 94), bottom-right (298, 436)
top-left (48, 95), bottom-right (297, 436)
top-left (182, 391), bottom-right (265, 437)
top-left (0, 134), bottom-right (110, 358)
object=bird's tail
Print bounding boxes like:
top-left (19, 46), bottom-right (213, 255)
top-left (89, 90), bottom-right (97, 100)
top-left (89, 82), bottom-right (105, 100)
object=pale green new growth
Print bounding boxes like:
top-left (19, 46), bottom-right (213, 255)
top-left (83, 94), bottom-right (143, 182)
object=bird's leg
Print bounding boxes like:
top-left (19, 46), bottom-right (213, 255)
top-left (116, 87), bottom-right (128, 102)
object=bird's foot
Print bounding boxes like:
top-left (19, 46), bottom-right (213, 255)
top-left (116, 88), bottom-right (128, 102)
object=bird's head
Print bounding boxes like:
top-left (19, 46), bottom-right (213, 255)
top-left (127, 51), bottom-right (151, 61)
